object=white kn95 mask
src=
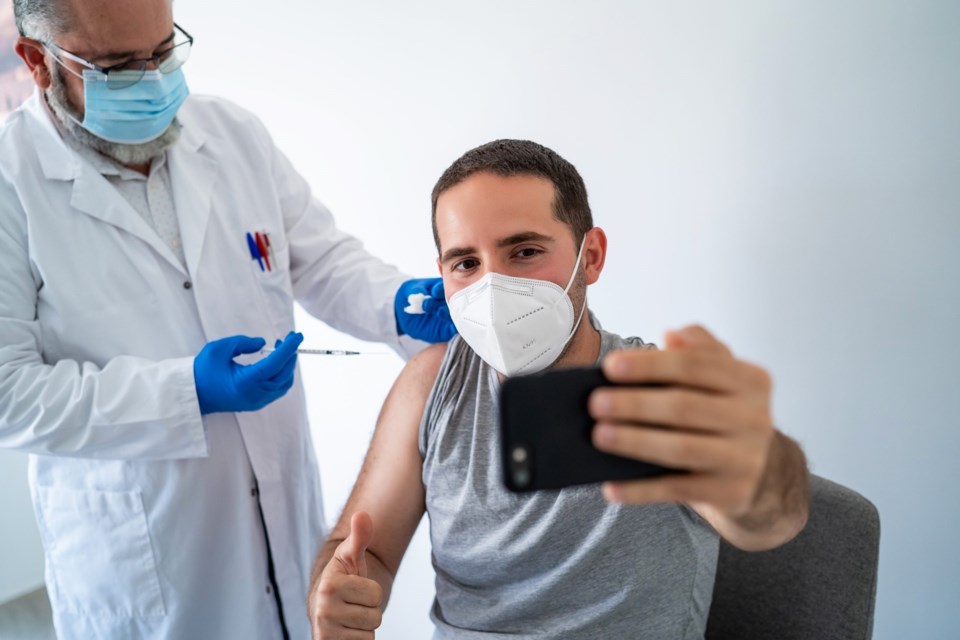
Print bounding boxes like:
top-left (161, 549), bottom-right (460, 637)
top-left (448, 239), bottom-right (588, 376)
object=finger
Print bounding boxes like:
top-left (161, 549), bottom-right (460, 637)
top-left (338, 602), bottom-right (382, 631)
top-left (321, 628), bottom-right (374, 640)
top-left (258, 384), bottom-right (294, 409)
top-left (332, 575), bottom-right (383, 609)
top-left (253, 349), bottom-right (297, 382)
top-left (253, 332), bottom-right (303, 378)
top-left (264, 352), bottom-right (298, 386)
top-left (226, 335), bottom-right (266, 358)
top-left (663, 325), bottom-right (731, 355)
top-left (333, 628), bottom-right (375, 640)
top-left (313, 573), bottom-right (383, 615)
top-left (336, 512), bottom-right (373, 578)
top-left (600, 348), bottom-right (765, 395)
top-left (427, 278), bottom-right (445, 299)
top-left (603, 472), bottom-right (727, 505)
top-left (259, 372), bottom-right (294, 394)
top-left (592, 422), bottom-right (730, 471)
top-left (603, 472), bottom-right (758, 516)
top-left (311, 596), bottom-right (379, 639)
top-left (274, 330), bottom-right (303, 353)
top-left (589, 387), bottom-right (771, 433)
top-left (420, 297), bottom-right (451, 321)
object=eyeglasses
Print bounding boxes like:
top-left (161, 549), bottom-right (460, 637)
top-left (45, 23), bottom-right (194, 90)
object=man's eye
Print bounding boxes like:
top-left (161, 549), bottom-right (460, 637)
top-left (515, 247), bottom-right (541, 259)
top-left (453, 259), bottom-right (478, 271)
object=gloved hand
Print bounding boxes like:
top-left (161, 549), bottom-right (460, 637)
top-left (394, 277), bottom-right (457, 343)
top-left (194, 331), bottom-right (304, 415)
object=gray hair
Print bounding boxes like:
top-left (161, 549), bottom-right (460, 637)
top-left (13, 0), bottom-right (72, 42)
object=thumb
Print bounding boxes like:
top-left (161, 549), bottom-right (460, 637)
top-left (421, 296), bottom-right (451, 320)
top-left (336, 512), bottom-right (373, 578)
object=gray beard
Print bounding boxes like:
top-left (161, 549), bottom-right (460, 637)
top-left (45, 66), bottom-right (181, 167)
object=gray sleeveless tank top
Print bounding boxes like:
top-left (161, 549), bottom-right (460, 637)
top-left (418, 322), bottom-right (719, 639)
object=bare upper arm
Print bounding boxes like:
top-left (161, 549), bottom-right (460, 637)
top-left (328, 342), bottom-right (447, 575)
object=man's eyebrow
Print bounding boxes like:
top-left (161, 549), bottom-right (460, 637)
top-left (92, 30), bottom-right (176, 63)
top-left (439, 246), bottom-right (476, 264)
top-left (439, 232), bottom-right (555, 264)
top-left (496, 231), bottom-right (554, 248)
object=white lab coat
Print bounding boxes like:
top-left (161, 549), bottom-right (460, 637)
top-left (0, 92), bottom-right (420, 639)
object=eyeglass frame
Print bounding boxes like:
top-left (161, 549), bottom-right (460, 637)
top-left (42, 23), bottom-right (194, 88)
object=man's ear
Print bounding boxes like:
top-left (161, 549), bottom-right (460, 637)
top-left (15, 37), bottom-right (55, 90)
top-left (583, 227), bottom-right (607, 285)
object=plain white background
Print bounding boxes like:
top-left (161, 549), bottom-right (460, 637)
top-left (2, 1), bottom-right (958, 638)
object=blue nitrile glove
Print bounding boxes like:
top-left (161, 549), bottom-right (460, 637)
top-left (193, 331), bottom-right (304, 415)
top-left (395, 277), bottom-right (457, 343)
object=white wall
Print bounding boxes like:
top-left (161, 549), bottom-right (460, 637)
top-left (1, 1), bottom-right (955, 637)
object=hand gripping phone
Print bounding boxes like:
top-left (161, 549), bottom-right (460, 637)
top-left (499, 366), bottom-right (677, 492)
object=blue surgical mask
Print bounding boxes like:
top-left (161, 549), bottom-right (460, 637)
top-left (68, 68), bottom-right (190, 144)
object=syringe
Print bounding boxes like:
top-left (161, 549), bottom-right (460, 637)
top-left (259, 347), bottom-right (361, 356)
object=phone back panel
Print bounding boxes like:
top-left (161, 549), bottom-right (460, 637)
top-left (499, 367), bottom-right (675, 492)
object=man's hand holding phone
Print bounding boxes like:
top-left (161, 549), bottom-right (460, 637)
top-left (589, 325), bottom-right (809, 550)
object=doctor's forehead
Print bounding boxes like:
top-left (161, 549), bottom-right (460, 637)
top-left (58, 0), bottom-right (173, 55)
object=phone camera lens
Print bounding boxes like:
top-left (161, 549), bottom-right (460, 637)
top-left (514, 468), bottom-right (530, 488)
top-left (511, 445), bottom-right (532, 488)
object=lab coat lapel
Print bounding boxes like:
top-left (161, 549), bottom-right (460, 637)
top-left (69, 164), bottom-right (188, 276)
top-left (26, 91), bottom-right (188, 275)
top-left (167, 123), bottom-right (217, 279)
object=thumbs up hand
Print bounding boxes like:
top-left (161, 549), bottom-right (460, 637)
top-left (336, 511), bottom-right (373, 579)
top-left (310, 512), bottom-right (384, 639)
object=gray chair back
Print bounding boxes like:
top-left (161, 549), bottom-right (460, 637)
top-left (705, 475), bottom-right (880, 640)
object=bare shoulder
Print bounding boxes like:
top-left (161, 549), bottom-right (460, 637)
top-left (399, 343), bottom-right (448, 394)
top-left (375, 343), bottom-right (449, 424)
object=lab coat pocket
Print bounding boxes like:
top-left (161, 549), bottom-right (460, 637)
top-left (250, 242), bottom-right (294, 333)
top-left (35, 486), bottom-right (166, 619)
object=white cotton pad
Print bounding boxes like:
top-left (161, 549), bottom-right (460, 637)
top-left (404, 293), bottom-right (430, 314)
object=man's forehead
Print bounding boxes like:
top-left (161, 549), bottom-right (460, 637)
top-left (434, 170), bottom-right (569, 252)
top-left (437, 174), bottom-right (556, 222)
top-left (436, 209), bottom-right (563, 243)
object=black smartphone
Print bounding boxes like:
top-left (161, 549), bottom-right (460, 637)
top-left (499, 366), bottom-right (678, 492)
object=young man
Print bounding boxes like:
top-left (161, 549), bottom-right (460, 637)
top-left (308, 140), bottom-right (810, 639)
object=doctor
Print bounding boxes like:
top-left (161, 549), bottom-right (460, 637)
top-left (0, 0), bottom-right (453, 638)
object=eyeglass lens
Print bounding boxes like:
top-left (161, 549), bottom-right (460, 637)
top-left (104, 31), bottom-right (192, 89)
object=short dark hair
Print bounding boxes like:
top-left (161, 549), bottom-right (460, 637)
top-left (430, 139), bottom-right (592, 253)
